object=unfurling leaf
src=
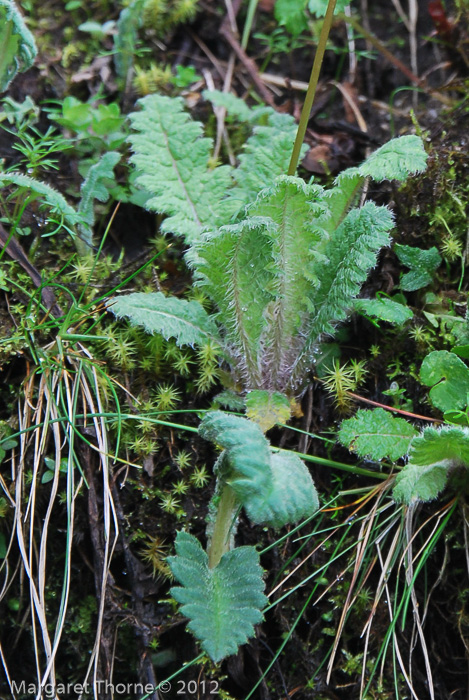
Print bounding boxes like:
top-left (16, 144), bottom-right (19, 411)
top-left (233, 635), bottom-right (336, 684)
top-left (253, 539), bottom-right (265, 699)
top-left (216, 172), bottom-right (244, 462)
top-left (420, 350), bottom-right (469, 412)
top-left (199, 411), bottom-right (318, 527)
top-left (245, 390), bottom-right (291, 431)
top-left (393, 425), bottom-right (469, 503)
top-left (110, 292), bottom-right (223, 348)
top-left (168, 531), bottom-right (267, 662)
top-left (339, 408), bottom-right (418, 461)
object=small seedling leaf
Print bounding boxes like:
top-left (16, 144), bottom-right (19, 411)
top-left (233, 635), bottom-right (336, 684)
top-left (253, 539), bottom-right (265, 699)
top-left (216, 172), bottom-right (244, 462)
top-left (168, 531), bottom-right (266, 662)
top-left (395, 244), bottom-right (441, 291)
top-left (339, 408), bottom-right (418, 460)
top-left (420, 350), bottom-right (469, 412)
top-left (77, 151), bottom-right (121, 254)
top-left (245, 390), bottom-right (291, 431)
top-left (275, 0), bottom-right (308, 34)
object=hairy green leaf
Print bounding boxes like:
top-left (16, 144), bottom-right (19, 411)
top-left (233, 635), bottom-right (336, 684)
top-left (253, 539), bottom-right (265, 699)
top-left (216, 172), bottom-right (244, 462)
top-left (256, 177), bottom-right (326, 389)
top-left (200, 411), bottom-right (272, 494)
top-left (411, 426), bottom-right (469, 466)
top-left (393, 425), bottom-right (469, 503)
top-left (168, 531), bottom-right (266, 662)
top-left (200, 411), bottom-right (318, 527)
top-left (353, 296), bottom-right (413, 325)
top-left (197, 216), bottom-right (274, 386)
top-left (203, 89), bottom-right (254, 122)
top-left (77, 151), bottom-right (120, 254)
top-left (261, 451), bottom-right (319, 526)
top-left (231, 113), bottom-right (307, 208)
top-left (298, 202), bottom-right (394, 379)
top-left (393, 463), bottom-right (448, 504)
top-left (110, 292), bottom-right (222, 348)
top-left (318, 136), bottom-right (427, 240)
top-left (395, 243), bottom-right (441, 291)
top-left (0, 0), bottom-right (37, 92)
top-left (339, 408), bottom-right (418, 461)
top-left (357, 135), bottom-right (428, 182)
top-left (245, 390), bottom-right (291, 432)
top-left (420, 350), bottom-right (469, 412)
top-left (198, 177), bottom-right (326, 390)
top-left (114, 0), bottom-right (145, 82)
top-left (128, 94), bottom-right (234, 243)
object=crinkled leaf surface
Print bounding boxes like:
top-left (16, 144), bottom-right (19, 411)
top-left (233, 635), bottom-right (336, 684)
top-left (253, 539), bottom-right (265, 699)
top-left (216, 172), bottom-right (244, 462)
top-left (110, 292), bottom-right (222, 348)
top-left (353, 296), bottom-right (413, 325)
top-left (128, 94), bottom-right (235, 243)
top-left (245, 390), bottom-right (291, 432)
top-left (307, 203), bottom-right (394, 342)
top-left (357, 135), bottom-right (428, 182)
top-left (393, 464), bottom-right (449, 504)
top-left (197, 216), bottom-right (274, 387)
top-left (168, 531), bottom-right (266, 662)
top-left (420, 350), bottom-right (469, 412)
top-left (393, 426), bottom-right (469, 503)
top-left (319, 136), bottom-right (426, 239)
top-left (395, 244), bottom-right (441, 291)
top-left (231, 114), bottom-right (307, 208)
top-left (339, 408), bottom-right (417, 461)
top-left (257, 451), bottom-right (319, 527)
top-left (410, 426), bottom-right (469, 467)
top-left (199, 411), bottom-right (318, 527)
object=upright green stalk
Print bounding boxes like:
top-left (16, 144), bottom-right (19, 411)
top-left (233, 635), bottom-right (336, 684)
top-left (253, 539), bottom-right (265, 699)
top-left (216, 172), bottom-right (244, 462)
top-left (288, 0), bottom-right (337, 175)
top-left (208, 485), bottom-right (239, 568)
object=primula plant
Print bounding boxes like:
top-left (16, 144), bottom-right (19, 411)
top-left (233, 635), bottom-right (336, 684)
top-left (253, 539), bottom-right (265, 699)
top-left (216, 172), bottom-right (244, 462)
top-left (110, 91), bottom-right (427, 660)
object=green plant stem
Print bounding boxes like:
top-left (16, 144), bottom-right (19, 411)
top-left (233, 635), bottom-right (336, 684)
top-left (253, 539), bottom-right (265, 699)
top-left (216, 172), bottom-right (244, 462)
top-left (208, 484), bottom-right (239, 568)
top-left (241, 0), bottom-right (259, 50)
top-left (287, 0), bottom-right (337, 176)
